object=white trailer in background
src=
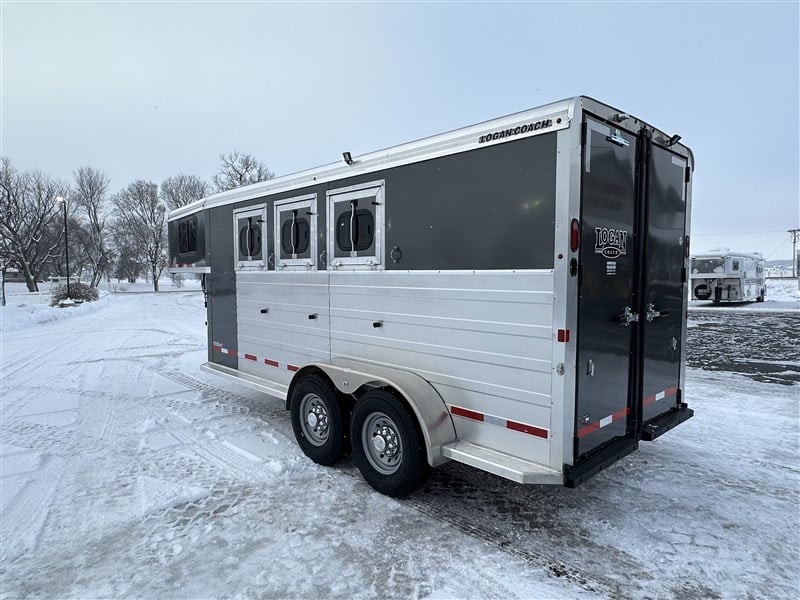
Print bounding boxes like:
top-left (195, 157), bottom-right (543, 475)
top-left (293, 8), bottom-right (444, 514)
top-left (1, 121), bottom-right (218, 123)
top-left (691, 252), bottom-right (766, 303)
top-left (169, 96), bottom-right (695, 497)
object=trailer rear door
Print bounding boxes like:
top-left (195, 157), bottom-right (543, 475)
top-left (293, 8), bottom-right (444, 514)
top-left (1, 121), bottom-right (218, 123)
top-left (574, 118), bottom-right (638, 459)
top-left (640, 144), bottom-right (688, 426)
top-left (571, 117), bottom-right (692, 480)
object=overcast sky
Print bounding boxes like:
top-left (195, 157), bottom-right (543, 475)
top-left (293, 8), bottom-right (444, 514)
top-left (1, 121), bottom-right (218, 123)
top-left (2, 1), bottom-right (798, 259)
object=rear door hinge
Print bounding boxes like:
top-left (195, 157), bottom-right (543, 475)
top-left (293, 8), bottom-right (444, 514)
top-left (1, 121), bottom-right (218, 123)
top-left (606, 129), bottom-right (630, 147)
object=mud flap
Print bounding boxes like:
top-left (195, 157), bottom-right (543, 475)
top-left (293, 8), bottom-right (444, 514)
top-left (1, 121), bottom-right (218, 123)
top-left (641, 404), bottom-right (694, 441)
top-left (564, 437), bottom-right (638, 488)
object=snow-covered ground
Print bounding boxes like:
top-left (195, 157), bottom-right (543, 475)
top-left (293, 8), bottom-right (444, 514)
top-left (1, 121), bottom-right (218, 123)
top-left (1, 288), bottom-right (798, 598)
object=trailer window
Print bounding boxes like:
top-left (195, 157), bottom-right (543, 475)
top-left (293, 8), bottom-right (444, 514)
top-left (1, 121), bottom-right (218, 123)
top-left (274, 194), bottom-right (317, 270)
top-left (692, 258), bottom-right (724, 274)
top-left (239, 219), bottom-right (262, 258)
top-left (178, 217), bottom-right (197, 254)
top-left (233, 206), bottom-right (267, 269)
top-left (335, 205), bottom-right (374, 252)
top-left (280, 214), bottom-right (310, 256)
top-left (327, 181), bottom-right (384, 268)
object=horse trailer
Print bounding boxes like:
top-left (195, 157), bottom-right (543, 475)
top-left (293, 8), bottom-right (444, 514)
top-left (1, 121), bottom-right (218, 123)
top-left (168, 96), bottom-right (695, 497)
top-left (690, 252), bottom-right (766, 303)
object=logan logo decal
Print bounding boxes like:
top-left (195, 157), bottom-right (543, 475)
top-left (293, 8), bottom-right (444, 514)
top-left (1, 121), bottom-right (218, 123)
top-left (478, 119), bottom-right (553, 144)
top-left (594, 227), bottom-right (628, 259)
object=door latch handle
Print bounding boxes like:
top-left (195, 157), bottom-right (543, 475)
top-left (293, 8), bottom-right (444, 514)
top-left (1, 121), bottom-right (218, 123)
top-left (587, 359), bottom-right (595, 377)
top-left (619, 306), bottom-right (639, 326)
top-left (646, 303), bottom-right (670, 321)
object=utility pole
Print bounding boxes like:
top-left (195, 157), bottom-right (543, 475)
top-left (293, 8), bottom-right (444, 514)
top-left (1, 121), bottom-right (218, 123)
top-left (790, 229), bottom-right (800, 278)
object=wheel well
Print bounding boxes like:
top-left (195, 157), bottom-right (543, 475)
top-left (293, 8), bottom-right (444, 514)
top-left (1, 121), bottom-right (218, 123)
top-left (286, 366), bottom-right (327, 409)
top-left (355, 384), bottom-right (427, 448)
top-left (287, 366), bottom-right (355, 416)
top-left (291, 361), bottom-right (456, 468)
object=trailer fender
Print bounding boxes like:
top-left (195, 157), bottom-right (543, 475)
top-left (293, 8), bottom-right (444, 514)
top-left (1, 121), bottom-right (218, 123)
top-left (295, 360), bottom-right (456, 468)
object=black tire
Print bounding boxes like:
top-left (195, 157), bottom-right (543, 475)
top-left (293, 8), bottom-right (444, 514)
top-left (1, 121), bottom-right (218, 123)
top-left (350, 389), bottom-right (430, 497)
top-left (757, 289), bottom-right (765, 302)
top-left (289, 374), bottom-right (347, 466)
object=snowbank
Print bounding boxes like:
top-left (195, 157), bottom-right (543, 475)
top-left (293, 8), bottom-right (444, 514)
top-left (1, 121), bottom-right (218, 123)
top-left (0, 291), bottom-right (113, 334)
top-left (1, 278), bottom-right (202, 334)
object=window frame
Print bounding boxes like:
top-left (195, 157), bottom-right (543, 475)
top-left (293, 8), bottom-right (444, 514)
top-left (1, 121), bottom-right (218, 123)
top-left (274, 194), bottom-right (317, 271)
top-left (326, 180), bottom-right (385, 269)
top-left (233, 205), bottom-right (267, 270)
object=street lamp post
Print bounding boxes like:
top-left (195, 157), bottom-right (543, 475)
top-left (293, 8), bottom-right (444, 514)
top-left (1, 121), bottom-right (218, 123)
top-left (56, 195), bottom-right (71, 300)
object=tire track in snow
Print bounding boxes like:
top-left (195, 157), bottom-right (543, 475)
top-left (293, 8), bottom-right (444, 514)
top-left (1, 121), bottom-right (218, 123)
top-left (400, 469), bottom-right (641, 598)
top-left (115, 365), bottom-right (311, 559)
top-left (0, 333), bottom-right (85, 419)
top-left (1, 419), bottom-right (75, 456)
top-left (153, 369), bottom-right (628, 596)
top-left (154, 367), bottom-right (290, 425)
top-left (147, 364), bottom-right (739, 598)
top-left (144, 367), bottom-right (308, 483)
top-left (0, 455), bottom-right (58, 562)
top-left (151, 367), bottom-right (639, 597)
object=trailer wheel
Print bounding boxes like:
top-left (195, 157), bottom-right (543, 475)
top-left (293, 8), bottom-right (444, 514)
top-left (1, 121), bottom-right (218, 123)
top-left (350, 389), bottom-right (430, 497)
top-left (290, 374), bottom-right (347, 466)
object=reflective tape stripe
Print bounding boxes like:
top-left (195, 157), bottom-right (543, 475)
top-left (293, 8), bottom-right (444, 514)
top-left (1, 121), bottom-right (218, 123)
top-left (577, 407), bottom-right (629, 439)
top-left (579, 387), bottom-right (679, 438)
top-left (450, 405), bottom-right (548, 439)
top-left (213, 342), bottom-right (280, 369)
top-left (212, 344), bottom-right (237, 357)
top-left (506, 419), bottom-right (549, 438)
top-left (643, 386), bottom-right (678, 407)
top-left (451, 405), bottom-right (484, 422)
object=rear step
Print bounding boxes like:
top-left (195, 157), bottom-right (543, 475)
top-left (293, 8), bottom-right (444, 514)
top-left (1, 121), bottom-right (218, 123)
top-left (441, 441), bottom-right (563, 484)
top-left (641, 404), bottom-right (694, 441)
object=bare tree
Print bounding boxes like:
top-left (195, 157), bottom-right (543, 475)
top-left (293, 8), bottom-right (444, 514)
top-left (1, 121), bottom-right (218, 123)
top-left (0, 157), bottom-right (69, 291)
top-left (112, 180), bottom-right (167, 291)
top-left (212, 150), bottom-right (273, 192)
top-left (108, 223), bottom-right (141, 283)
top-left (0, 234), bottom-right (11, 305)
top-left (161, 174), bottom-right (209, 211)
top-left (72, 166), bottom-right (111, 287)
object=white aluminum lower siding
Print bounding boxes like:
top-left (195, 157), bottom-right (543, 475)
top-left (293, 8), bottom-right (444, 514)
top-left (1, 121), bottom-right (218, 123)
top-left (234, 269), bottom-right (557, 469)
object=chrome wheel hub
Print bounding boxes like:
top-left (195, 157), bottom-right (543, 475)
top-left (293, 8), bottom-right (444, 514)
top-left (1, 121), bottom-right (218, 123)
top-left (299, 393), bottom-right (329, 447)
top-left (362, 413), bottom-right (403, 475)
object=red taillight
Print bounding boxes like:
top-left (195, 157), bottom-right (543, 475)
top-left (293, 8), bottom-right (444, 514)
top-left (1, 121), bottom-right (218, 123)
top-left (570, 219), bottom-right (580, 252)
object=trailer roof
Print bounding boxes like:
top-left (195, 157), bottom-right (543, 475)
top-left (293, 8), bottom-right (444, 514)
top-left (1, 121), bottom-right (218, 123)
top-left (169, 95), bottom-right (692, 221)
